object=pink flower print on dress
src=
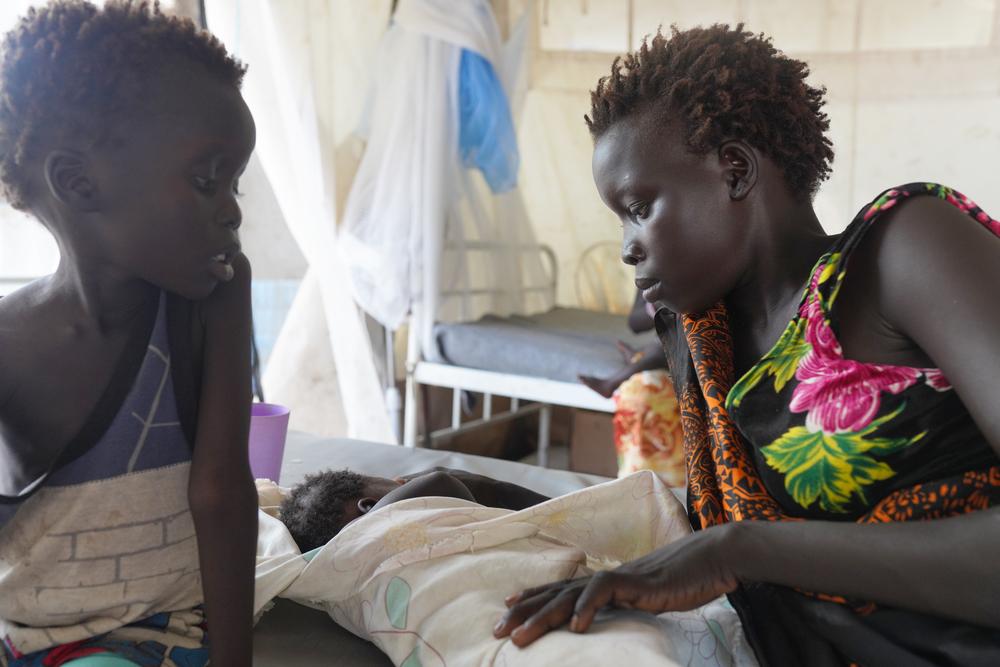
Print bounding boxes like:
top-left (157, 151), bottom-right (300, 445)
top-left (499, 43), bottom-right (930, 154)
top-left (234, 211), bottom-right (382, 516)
top-left (945, 191), bottom-right (967, 212)
top-left (790, 353), bottom-right (921, 433)
top-left (791, 284), bottom-right (920, 433)
top-left (923, 368), bottom-right (952, 392)
top-left (799, 295), bottom-right (841, 358)
top-left (862, 189), bottom-right (901, 222)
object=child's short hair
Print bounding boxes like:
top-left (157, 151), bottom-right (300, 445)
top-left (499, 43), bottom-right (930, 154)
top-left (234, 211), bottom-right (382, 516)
top-left (0, 0), bottom-right (247, 209)
top-left (280, 469), bottom-right (368, 552)
top-left (586, 24), bottom-right (833, 200)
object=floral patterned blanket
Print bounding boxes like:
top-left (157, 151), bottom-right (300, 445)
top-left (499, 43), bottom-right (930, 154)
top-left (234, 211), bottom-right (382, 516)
top-left (254, 472), bottom-right (757, 666)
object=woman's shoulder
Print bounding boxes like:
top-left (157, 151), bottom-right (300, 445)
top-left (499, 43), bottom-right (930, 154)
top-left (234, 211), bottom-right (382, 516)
top-left (850, 183), bottom-right (996, 234)
top-left (824, 183), bottom-right (997, 282)
top-left (853, 183), bottom-right (998, 264)
top-left (829, 182), bottom-right (1000, 365)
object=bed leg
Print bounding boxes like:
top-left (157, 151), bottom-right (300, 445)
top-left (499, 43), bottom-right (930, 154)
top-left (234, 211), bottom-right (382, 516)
top-left (385, 328), bottom-right (402, 444)
top-left (538, 404), bottom-right (551, 468)
top-left (403, 373), bottom-right (418, 448)
top-left (403, 316), bottom-right (421, 448)
top-left (452, 388), bottom-right (462, 430)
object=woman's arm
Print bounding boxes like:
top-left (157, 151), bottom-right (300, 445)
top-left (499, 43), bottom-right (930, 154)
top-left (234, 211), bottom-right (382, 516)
top-left (497, 197), bottom-right (1000, 646)
top-left (497, 508), bottom-right (1000, 647)
top-left (733, 510), bottom-right (1000, 625)
top-left (873, 196), bottom-right (1000, 460)
top-left (188, 253), bottom-right (256, 666)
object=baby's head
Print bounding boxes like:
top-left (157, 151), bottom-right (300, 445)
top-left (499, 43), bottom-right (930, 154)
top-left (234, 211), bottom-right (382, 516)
top-left (280, 470), bottom-right (403, 552)
top-left (0, 1), bottom-right (253, 298)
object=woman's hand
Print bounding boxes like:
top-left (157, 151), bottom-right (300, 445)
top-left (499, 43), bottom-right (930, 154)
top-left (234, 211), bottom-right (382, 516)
top-left (493, 524), bottom-right (740, 647)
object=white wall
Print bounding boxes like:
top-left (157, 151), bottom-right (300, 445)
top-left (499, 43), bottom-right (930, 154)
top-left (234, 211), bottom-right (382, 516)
top-left (508, 0), bottom-right (1000, 306)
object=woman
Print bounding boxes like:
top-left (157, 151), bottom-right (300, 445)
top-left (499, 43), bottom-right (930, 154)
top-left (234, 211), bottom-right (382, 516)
top-left (494, 25), bottom-right (1000, 666)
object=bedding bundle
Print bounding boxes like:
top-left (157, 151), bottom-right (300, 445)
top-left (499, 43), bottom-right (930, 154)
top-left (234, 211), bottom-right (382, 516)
top-left (254, 472), bottom-right (756, 666)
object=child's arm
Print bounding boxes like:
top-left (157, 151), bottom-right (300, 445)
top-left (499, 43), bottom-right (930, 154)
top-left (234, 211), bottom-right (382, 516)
top-left (371, 471), bottom-right (476, 512)
top-left (188, 253), bottom-right (256, 666)
top-left (398, 468), bottom-right (549, 510)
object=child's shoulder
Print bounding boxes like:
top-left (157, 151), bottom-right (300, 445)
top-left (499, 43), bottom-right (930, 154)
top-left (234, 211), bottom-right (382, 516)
top-left (0, 278), bottom-right (49, 353)
top-left (0, 279), bottom-right (54, 406)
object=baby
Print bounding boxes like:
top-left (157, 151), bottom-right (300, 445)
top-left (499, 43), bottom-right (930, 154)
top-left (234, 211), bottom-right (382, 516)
top-left (278, 468), bottom-right (550, 551)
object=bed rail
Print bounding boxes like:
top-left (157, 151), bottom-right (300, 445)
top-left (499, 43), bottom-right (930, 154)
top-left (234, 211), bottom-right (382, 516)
top-left (400, 242), bottom-right (615, 465)
top-left (437, 241), bottom-right (558, 313)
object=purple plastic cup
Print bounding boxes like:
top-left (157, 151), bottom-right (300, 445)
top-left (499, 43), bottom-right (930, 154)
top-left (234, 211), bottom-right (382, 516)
top-left (248, 403), bottom-right (291, 483)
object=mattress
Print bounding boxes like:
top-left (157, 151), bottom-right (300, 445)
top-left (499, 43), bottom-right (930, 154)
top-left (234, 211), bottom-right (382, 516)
top-left (254, 432), bottom-right (616, 667)
top-left (432, 307), bottom-right (658, 383)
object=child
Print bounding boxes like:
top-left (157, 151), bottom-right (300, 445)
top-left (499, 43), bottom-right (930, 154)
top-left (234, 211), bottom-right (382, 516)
top-left (278, 468), bottom-right (550, 552)
top-left (0, 2), bottom-right (256, 665)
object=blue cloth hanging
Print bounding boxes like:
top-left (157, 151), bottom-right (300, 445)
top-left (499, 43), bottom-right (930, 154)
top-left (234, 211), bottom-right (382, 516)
top-left (458, 49), bottom-right (519, 193)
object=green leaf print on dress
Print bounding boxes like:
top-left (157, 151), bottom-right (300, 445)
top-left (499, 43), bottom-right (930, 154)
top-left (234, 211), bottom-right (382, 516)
top-left (727, 253), bottom-right (842, 411)
top-left (761, 405), bottom-right (925, 513)
top-left (727, 316), bottom-right (810, 410)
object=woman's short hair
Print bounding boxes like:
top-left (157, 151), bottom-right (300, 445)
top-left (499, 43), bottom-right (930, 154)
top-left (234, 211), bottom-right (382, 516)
top-left (586, 24), bottom-right (834, 199)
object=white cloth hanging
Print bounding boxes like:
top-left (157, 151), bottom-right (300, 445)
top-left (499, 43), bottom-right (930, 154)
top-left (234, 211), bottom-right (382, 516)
top-left (340, 0), bottom-right (548, 360)
top-left (207, 0), bottom-right (394, 442)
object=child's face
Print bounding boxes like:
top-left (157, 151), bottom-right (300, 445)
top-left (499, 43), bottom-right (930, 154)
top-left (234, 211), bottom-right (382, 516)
top-left (85, 62), bottom-right (256, 300)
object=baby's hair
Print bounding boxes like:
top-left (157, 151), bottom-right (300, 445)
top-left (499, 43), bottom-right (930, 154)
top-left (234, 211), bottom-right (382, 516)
top-left (0, 0), bottom-right (247, 209)
top-left (280, 469), bottom-right (368, 552)
top-left (586, 24), bottom-right (834, 199)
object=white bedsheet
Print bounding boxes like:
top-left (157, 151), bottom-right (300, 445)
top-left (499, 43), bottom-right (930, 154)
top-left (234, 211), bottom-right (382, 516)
top-left (256, 471), bottom-right (754, 667)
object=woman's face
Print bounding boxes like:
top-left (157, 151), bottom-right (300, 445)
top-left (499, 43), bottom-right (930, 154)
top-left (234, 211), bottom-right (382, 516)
top-left (592, 119), bottom-right (751, 314)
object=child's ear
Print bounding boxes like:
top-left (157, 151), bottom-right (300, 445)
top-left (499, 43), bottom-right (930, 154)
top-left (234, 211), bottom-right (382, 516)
top-left (357, 497), bottom-right (378, 514)
top-left (43, 150), bottom-right (100, 212)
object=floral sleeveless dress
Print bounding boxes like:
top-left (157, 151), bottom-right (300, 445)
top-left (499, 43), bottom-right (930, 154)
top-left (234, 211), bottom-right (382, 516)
top-left (727, 183), bottom-right (999, 521)
top-left (655, 183), bottom-right (1000, 666)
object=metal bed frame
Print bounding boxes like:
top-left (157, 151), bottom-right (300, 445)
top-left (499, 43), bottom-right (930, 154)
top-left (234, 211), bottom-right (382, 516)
top-left (400, 242), bottom-right (614, 465)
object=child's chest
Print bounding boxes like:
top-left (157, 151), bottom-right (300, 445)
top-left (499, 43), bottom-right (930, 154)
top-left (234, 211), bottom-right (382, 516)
top-left (0, 323), bottom-right (135, 475)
